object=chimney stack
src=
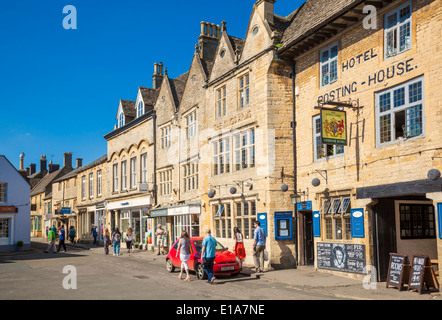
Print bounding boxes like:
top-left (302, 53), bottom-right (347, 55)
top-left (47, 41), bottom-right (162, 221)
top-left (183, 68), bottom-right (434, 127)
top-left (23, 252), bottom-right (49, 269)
top-left (76, 158), bottom-right (83, 169)
top-left (198, 21), bottom-right (221, 61)
top-left (19, 153), bottom-right (25, 171)
top-left (152, 62), bottom-right (164, 90)
top-left (63, 152), bottom-right (73, 168)
top-left (256, 0), bottom-right (275, 25)
top-left (40, 155), bottom-right (47, 173)
top-left (48, 161), bottom-right (60, 173)
top-left (29, 163), bottom-right (36, 175)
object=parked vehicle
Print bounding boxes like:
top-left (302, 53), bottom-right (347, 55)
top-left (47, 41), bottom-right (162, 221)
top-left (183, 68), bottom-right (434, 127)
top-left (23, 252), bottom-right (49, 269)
top-left (166, 237), bottom-right (241, 279)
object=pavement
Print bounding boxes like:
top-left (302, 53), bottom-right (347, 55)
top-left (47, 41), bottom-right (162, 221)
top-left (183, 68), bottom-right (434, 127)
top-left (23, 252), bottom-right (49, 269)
top-left (2, 237), bottom-right (441, 301)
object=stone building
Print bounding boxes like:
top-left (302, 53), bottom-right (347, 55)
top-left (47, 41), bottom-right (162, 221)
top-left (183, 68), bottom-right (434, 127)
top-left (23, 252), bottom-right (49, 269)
top-left (278, 0), bottom-right (442, 280)
top-left (104, 86), bottom-right (157, 246)
top-left (200, 0), bottom-right (296, 269)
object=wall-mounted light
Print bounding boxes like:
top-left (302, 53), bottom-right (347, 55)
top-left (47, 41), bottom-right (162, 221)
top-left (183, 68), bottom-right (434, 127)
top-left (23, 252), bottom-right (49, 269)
top-left (428, 169), bottom-right (441, 181)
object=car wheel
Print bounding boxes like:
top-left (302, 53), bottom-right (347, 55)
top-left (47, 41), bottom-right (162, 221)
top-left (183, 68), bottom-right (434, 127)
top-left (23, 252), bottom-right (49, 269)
top-left (196, 263), bottom-right (206, 280)
top-left (166, 259), bottom-right (175, 273)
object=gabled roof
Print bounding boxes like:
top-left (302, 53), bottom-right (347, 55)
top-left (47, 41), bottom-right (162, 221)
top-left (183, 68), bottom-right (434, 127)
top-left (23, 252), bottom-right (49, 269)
top-left (30, 169), bottom-right (61, 197)
top-left (228, 36), bottom-right (245, 55)
top-left (139, 87), bottom-right (159, 109)
top-left (280, 0), bottom-right (363, 51)
top-left (118, 99), bottom-right (136, 119)
top-left (168, 72), bottom-right (189, 108)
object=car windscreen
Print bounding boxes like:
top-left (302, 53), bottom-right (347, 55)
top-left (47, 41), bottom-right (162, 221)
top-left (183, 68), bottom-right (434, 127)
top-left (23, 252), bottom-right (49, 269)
top-left (193, 240), bottom-right (226, 253)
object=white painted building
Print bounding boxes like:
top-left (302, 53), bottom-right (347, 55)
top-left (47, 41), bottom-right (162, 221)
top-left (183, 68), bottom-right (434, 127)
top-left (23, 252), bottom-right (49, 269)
top-left (0, 155), bottom-right (31, 252)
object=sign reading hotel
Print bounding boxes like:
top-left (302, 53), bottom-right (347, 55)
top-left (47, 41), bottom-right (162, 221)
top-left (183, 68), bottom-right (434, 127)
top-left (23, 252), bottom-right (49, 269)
top-left (320, 108), bottom-right (347, 146)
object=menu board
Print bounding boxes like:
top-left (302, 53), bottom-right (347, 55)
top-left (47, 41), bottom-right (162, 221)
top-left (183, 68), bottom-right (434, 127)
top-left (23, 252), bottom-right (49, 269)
top-left (386, 253), bottom-right (409, 290)
top-left (408, 255), bottom-right (439, 294)
top-left (317, 243), bottom-right (366, 274)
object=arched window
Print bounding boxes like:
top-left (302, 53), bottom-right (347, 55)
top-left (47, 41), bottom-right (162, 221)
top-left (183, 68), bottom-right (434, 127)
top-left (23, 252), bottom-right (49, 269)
top-left (137, 101), bottom-right (144, 118)
top-left (118, 112), bottom-right (125, 128)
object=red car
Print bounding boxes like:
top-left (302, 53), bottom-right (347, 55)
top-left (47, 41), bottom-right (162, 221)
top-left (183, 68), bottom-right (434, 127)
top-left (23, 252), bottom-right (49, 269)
top-left (166, 237), bottom-right (241, 279)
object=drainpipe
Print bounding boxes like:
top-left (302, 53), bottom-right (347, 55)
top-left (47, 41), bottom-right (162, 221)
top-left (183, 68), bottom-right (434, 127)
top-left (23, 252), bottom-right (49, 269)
top-left (153, 110), bottom-right (158, 206)
top-left (291, 60), bottom-right (298, 269)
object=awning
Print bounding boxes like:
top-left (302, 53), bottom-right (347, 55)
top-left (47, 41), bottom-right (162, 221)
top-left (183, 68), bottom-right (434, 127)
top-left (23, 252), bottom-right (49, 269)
top-left (356, 179), bottom-right (442, 199)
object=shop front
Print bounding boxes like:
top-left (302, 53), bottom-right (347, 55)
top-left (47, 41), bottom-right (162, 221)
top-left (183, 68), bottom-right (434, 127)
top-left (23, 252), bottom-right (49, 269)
top-left (168, 202), bottom-right (201, 242)
top-left (106, 195), bottom-right (152, 247)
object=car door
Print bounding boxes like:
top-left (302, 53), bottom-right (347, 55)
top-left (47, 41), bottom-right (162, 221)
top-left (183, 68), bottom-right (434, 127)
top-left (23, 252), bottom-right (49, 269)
top-left (170, 240), bottom-right (180, 267)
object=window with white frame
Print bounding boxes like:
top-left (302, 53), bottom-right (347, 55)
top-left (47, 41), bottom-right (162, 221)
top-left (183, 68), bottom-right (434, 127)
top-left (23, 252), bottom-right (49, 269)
top-left (239, 74), bottom-right (250, 108)
top-left (81, 176), bottom-right (86, 200)
top-left (0, 218), bottom-right (10, 238)
top-left (159, 169), bottom-right (172, 196)
top-left (130, 157), bottom-right (137, 189)
top-left (118, 112), bottom-right (125, 128)
top-left (0, 183), bottom-right (7, 203)
top-left (140, 153), bottom-right (147, 184)
top-left (384, 2), bottom-right (412, 58)
top-left (89, 173), bottom-right (94, 199)
top-left (161, 125), bottom-right (171, 149)
top-left (183, 161), bottom-right (198, 192)
top-left (376, 76), bottom-right (424, 147)
top-left (313, 115), bottom-right (345, 161)
top-left (97, 170), bottom-right (102, 197)
top-left (185, 111), bottom-right (197, 139)
top-left (234, 129), bottom-right (255, 171)
top-left (322, 196), bottom-right (352, 241)
top-left (121, 161), bottom-right (127, 190)
top-left (216, 86), bottom-right (226, 118)
top-left (137, 101), bottom-right (144, 118)
top-left (113, 163), bottom-right (118, 192)
top-left (212, 137), bottom-right (230, 176)
top-left (320, 43), bottom-right (338, 88)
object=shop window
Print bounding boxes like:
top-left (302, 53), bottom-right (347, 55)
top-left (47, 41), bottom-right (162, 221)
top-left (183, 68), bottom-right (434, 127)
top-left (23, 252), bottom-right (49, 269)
top-left (0, 218), bottom-right (10, 238)
top-left (399, 203), bottom-right (435, 239)
top-left (235, 200), bottom-right (256, 240)
top-left (384, 2), bottom-right (412, 58)
top-left (376, 76), bottom-right (424, 146)
top-left (313, 115), bottom-right (345, 161)
top-left (214, 203), bottom-right (231, 239)
top-left (320, 43), bottom-right (338, 88)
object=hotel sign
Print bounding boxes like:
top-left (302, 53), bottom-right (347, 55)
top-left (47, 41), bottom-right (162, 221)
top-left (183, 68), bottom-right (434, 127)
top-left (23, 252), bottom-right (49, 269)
top-left (320, 108), bottom-right (347, 146)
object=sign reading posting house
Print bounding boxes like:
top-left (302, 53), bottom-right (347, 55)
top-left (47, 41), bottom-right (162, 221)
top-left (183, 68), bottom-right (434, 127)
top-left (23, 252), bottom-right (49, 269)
top-left (320, 108), bottom-right (347, 146)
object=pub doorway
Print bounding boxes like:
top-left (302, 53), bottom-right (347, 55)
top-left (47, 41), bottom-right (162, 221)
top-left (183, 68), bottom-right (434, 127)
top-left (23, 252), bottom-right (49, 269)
top-left (299, 210), bottom-right (315, 266)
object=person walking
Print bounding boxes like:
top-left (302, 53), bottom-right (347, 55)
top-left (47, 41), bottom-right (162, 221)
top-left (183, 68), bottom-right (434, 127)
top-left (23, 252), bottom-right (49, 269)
top-left (233, 227), bottom-right (246, 269)
top-left (112, 228), bottom-right (122, 256)
top-left (176, 230), bottom-right (191, 282)
top-left (104, 228), bottom-right (111, 255)
top-left (253, 220), bottom-right (266, 273)
top-left (125, 228), bottom-right (134, 254)
top-left (201, 229), bottom-right (217, 284)
top-left (57, 225), bottom-right (67, 252)
top-left (69, 226), bottom-right (76, 243)
top-left (155, 224), bottom-right (167, 255)
top-left (44, 227), bottom-right (57, 253)
top-left (92, 226), bottom-right (98, 247)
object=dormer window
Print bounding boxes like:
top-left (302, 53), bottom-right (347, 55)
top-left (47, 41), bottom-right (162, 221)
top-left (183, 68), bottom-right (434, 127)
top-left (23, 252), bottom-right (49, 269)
top-left (137, 101), bottom-right (144, 118)
top-left (118, 112), bottom-right (125, 128)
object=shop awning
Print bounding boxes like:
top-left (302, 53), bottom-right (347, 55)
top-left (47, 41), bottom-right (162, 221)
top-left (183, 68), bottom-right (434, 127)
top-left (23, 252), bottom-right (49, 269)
top-left (356, 178), bottom-right (442, 199)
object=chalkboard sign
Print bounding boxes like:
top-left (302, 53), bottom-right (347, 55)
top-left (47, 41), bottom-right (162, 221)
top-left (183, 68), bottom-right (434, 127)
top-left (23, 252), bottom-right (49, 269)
top-left (408, 255), bottom-right (439, 294)
top-left (317, 243), bottom-right (366, 274)
top-left (386, 253), bottom-right (410, 291)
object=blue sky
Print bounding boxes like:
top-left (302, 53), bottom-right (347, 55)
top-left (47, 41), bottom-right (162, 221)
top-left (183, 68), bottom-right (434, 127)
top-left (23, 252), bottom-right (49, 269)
top-left (0, 0), bottom-right (302, 171)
